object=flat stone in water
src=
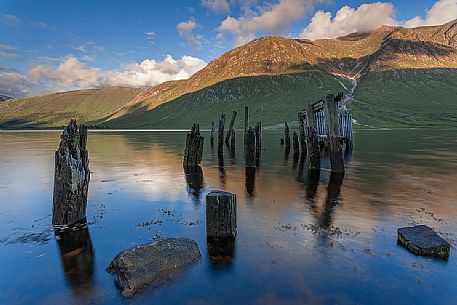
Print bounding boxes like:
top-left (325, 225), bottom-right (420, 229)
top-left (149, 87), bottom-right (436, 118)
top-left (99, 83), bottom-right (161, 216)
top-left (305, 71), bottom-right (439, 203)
top-left (397, 225), bottom-right (450, 260)
top-left (106, 237), bottom-right (201, 297)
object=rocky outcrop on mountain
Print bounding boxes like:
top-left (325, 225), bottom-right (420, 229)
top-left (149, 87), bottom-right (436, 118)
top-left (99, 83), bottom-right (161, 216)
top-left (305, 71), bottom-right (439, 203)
top-left (0, 95), bottom-right (12, 102)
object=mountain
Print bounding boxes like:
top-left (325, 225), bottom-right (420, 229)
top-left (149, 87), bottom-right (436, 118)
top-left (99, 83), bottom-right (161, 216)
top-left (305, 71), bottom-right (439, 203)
top-left (0, 87), bottom-right (140, 128)
top-left (1, 20), bottom-right (457, 129)
top-left (0, 95), bottom-right (12, 102)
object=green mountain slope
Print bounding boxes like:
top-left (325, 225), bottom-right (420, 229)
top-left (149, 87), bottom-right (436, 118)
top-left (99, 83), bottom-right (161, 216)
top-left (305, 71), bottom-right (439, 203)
top-left (0, 87), bottom-right (141, 128)
top-left (351, 69), bottom-right (457, 128)
top-left (108, 71), bottom-right (350, 128)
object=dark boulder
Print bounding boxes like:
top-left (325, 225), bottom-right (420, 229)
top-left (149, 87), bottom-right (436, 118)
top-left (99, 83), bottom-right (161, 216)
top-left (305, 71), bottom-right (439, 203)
top-left (107, 238), bottom-right (201, 297)
top-left (397, 225), bottom-right (450, 260)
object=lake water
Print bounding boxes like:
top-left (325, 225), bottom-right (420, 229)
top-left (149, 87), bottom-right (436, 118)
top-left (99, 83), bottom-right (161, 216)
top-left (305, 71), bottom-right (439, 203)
top-left (0, 129), bottom-right (456, 305)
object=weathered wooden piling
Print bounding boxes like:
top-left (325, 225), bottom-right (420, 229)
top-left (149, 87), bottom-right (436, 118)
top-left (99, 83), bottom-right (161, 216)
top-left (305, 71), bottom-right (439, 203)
top-left (293, 131), bottom-right (299, 156)
top-left (183, 123), bottom-right (204, 166)
top-left (52, 120), bottom-right (90, 226)
top-left (322, 95), bottom-right (344, 174)
top-left (210, 121), bottom-right (215, 146)
top-left (225, 111), bottom-right (237, 145)
top-left (218, 113), bottom-right (225, 155)
top-left (244, 106), bottom-right (249, 136)
top-left (284, 122), bottom-right (290, 149)
top-left (244, 127), bottom-right (256, 168)
top-left (298, 112), bottom-right (306, 154)
top-left (254, 122), bottom-right (262, 150)
top-left (305, 104), bottom-right (320, 171)
top-left (206, 191), bottom-right (237, 238)
top-left (230, 129), bottom-right (236, 151)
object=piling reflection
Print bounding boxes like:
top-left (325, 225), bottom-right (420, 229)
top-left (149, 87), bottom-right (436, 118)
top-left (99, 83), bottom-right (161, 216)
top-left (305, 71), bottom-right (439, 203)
top-left (207, 236), bottom-right (236, 265)
top-left (245, 167), bottom-right (256, 197)
top-left (305, 168), bottom-right (320, 203)
top-left (319, 172), bottom-right (344, 229)
top-left (218, 154), bottom-right (226, 188)
top-left (55, 225), bottom-right (94, 294)
top-left (183, 165), bottom-right (204, 200)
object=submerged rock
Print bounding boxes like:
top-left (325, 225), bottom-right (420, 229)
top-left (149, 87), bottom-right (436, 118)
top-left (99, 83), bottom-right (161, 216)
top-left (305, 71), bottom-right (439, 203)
top-left (106, 237), bottom-right (201, 297)
top-left (397, 225), bottom-right (450, 260)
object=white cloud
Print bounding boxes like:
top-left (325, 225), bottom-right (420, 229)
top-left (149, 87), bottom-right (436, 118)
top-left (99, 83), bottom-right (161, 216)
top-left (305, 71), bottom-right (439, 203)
top-left (0, 13), bottom-right (20, 26)
top-left (404, 0), bottom-right (457, 28)
top-left (145, 31), bottom-right (156, 44)
top-left (201, 0), bottom-right (230, 13)
top-left (300, 1), bottom-right (457, 41)
top-left (218, 0), bottom-right (318, 46)
top-left (29, 21), bottom-right (47, 29)
top-left (0, 51), bottom-right (19, 59)
top-left (72, 41), bottom-right (105, 53)
top-left (300, 2), bottom-right (397, 40)
top-left (177, 19), bottom-right (204, 49)
top-left (0, 55), bottom-right (207, 97)
top-left (0, 44), bottom-right (17, 50)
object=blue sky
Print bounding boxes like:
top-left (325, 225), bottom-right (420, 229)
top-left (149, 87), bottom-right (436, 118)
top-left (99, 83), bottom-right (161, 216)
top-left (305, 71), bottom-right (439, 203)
top-left (0, 0), bottom-right (455, 97)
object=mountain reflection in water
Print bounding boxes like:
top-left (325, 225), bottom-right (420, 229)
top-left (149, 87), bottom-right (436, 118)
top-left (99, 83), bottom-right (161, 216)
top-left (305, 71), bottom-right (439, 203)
top-left (0, 129), bottom-right (456, 305)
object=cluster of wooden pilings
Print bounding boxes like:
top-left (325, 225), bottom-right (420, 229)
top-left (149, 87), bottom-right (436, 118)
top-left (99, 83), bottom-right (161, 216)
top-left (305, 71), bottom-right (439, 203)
top-left (282, 93), bottom-right (353, 175)
top-left (244, 106), bottom-right (262, 168)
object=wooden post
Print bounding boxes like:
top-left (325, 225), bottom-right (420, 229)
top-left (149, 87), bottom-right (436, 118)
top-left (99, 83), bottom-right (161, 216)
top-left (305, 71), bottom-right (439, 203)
top-left (225, 111), bottom-right (237, 145)
top-left (210, 121), bottom-right (215, 146)
top-left (206, 191), bottom-right (237, 238)
top-left (254, 122), bottom-right (262, 150)
top-left (230, 129), bottom-right (236, 151)
top-left (218, 113), bottom-right (225, 156)
top-left (298, 112), bottom-right (306, 154)
top-left (52, 119), bottom-right (90, 226)
top-left (284, 122), bottom-right (290, 156)
top-left (183, 123), bottom-right (204, 167)
top-left (293, 131), bottom-right (299, 156)
top-left (244, 106), bottom-right (249, 136)
top-left (244, 127), bottom-right (256, 168)
top-left (323, 95), bottom-right (344, 174)
top-left (305, 105), bottom-right (320, 171)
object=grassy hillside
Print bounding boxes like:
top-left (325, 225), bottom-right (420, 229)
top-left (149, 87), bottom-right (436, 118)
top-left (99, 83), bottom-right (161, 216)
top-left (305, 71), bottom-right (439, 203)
top-left (351, 69), bottom-right (457, 128)
top-left (108, 71), bottom-right (350, 128)
top-left (0, 87), bottom-right (140, 128)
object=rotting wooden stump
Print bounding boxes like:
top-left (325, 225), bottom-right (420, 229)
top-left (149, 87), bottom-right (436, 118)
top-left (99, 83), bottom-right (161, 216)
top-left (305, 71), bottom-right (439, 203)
top-left (206, 190), bottom-right (237, 238)
top-left (183, 123), bottom-right (204, 166)
top-left (306, 103), bottom-right (320, 171)
top-left (230, 129), bottom-right (236, 151)
top-left (293, 131), bottom-right (299, 156)
top-left (210, 121), bottom-right (215, 146)
top-left (323, 94), bottom-right (344, 174)
top-left (397, 225), bottom-right (450, 260)
top-left (254, 121), bottom-right (262, 150)
top-left (298, 112), bottom-right (306, 154)
top-left (218, 113), bottom-right (226, 155)
top-left (52, 119), bottom-right (90, 226)
top-left (225, 111), bottom-right (237, 145)
top-left (244, 127), bottom-right (256, 168)
top-left (284, 122), bottom-right (290, 150)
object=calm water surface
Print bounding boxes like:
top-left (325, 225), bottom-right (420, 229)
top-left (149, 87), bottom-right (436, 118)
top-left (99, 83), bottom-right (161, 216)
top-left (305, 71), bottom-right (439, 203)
top-left (0, 129), bottom-right (456, 305)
